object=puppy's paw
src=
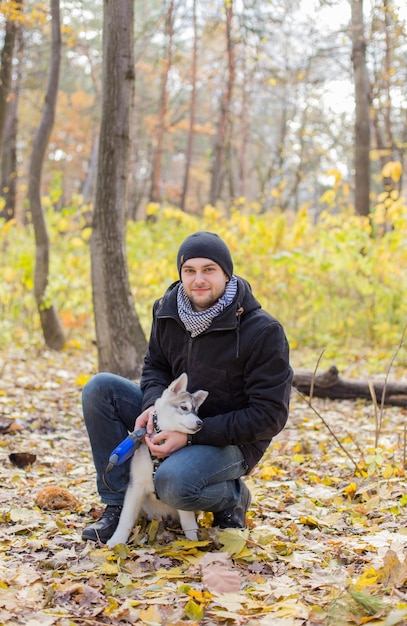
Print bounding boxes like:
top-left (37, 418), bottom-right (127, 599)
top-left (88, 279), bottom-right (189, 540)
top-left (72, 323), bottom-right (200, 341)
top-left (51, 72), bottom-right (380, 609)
top-left (184, 529), bottom-right (199, 541)
top-left (106, 533), bottom-right (127, 548)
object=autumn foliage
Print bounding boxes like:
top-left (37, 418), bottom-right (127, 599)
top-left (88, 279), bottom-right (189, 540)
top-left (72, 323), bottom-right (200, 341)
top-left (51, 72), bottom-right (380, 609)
top-left (2, 197), bottom-right (407, 623)
top-left (1, 197), bottom-right (407, 370)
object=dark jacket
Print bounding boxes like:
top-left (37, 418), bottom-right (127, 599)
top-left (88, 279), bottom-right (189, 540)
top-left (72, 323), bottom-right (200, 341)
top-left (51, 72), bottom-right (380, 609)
top-left (140, 277), bottom-right (293, 472)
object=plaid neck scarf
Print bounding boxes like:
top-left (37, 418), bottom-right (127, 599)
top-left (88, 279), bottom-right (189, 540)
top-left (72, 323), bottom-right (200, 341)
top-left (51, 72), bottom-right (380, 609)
top-left (177, 275), bottom-right (238, 337)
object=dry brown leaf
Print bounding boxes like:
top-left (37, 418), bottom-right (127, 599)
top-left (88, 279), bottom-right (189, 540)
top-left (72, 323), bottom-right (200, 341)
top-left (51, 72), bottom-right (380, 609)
top-left (200, 552), bottom-right (242, 593)
top-left (9, 452), bottom-right (37, 468)
top-left (2, 347), bottom-right (407, 625)
top-left (202, 565), bottom-right (242, 593)
top-left (376, 549), bottom-right (407, 588)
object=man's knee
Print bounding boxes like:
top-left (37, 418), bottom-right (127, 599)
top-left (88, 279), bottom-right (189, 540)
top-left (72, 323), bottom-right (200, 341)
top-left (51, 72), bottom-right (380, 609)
top-left (82, 373), bottom-right (114, 424)
top-left (83, 373), bottom-right (112, 404)
top-left (154, 465), bottom-right (198, 510)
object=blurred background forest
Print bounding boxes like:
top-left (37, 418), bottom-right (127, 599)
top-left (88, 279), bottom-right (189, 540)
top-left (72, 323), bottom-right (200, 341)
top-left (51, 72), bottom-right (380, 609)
top-left (0, 0), bottom-right (406, 218)
top-left (0, 0), bottom-right (406, 373)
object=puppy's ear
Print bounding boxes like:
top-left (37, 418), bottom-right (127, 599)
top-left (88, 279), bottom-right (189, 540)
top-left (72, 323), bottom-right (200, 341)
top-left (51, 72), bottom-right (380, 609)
top-left (169, 372), bottom-right (188, 394)
top-left (193, 390), bottom-right (208, 409)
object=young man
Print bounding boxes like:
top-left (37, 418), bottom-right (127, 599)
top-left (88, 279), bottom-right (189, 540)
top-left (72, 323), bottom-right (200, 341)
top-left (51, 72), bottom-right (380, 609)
top-left (82, 231), bottom-right (292, 543)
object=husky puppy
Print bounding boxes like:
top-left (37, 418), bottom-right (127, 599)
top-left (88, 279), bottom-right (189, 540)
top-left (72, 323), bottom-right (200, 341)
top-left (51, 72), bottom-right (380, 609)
top-left (107, 373), bottom-right (208, 548)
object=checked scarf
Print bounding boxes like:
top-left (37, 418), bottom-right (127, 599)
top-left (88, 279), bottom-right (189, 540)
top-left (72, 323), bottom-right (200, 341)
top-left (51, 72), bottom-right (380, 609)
top-left (177, 275), bottom-right (238, 337)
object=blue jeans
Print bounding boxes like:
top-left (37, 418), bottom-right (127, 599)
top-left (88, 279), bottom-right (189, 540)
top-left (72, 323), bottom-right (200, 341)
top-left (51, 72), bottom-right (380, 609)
top-left (82, 373), bottom-right (248, 511)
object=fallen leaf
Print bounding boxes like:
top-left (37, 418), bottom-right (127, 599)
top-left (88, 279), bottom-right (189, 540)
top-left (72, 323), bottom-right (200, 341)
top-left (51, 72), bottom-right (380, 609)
top-left (9, 452), bottom-right (36, 468)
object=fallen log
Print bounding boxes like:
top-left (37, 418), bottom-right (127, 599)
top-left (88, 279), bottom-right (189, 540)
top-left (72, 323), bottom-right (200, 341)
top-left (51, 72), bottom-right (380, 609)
top-left (292, 365), bottom-right (407, 407)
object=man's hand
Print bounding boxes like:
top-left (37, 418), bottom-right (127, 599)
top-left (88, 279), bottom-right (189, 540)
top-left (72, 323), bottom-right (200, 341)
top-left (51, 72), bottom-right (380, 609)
top-left (145, 430), bottom-right (188, 459)
top-left (134, 406), bottom-right (156, 436)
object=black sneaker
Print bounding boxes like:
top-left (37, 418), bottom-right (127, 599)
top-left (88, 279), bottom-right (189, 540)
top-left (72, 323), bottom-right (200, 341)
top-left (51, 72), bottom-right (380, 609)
top-left (81, 505), bottom-right (122, 543)
top-left (213, 480), bottom-right (251, 529)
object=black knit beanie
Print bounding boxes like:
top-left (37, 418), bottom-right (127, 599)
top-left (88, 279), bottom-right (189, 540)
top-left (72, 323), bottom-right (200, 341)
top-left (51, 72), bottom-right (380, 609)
top-left (177, 231), bottom-right (234, 278)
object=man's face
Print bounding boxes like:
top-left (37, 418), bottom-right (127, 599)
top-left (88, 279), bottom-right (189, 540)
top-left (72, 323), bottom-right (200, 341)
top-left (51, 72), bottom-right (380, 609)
top-left (180, 258), bottom-right (229, 312)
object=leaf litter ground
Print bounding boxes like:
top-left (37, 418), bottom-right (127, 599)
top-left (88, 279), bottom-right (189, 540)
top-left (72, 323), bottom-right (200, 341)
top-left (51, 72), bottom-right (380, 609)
top-left (1, 347), bottom-right (407, 625)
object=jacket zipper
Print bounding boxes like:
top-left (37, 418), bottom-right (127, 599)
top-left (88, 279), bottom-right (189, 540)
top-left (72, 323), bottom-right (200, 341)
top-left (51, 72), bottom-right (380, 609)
top-left (187, 335), bottom-right (194, 372)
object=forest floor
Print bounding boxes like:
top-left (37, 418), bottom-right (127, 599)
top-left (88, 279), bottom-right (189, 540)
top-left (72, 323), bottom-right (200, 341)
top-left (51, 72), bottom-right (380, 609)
top-left (1, 345), bottom-right (407, 625)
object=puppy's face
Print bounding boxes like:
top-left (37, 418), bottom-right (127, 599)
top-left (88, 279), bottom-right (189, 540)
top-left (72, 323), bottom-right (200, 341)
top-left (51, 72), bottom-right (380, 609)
top-left (155, 385), bottom-right (208, 434)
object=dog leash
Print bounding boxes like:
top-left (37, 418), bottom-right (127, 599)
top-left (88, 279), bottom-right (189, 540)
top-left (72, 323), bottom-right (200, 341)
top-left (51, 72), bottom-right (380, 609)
top-left (102, 411), bottom-right (164, 493)
top-left (102, 427), bottom-right (147, 492)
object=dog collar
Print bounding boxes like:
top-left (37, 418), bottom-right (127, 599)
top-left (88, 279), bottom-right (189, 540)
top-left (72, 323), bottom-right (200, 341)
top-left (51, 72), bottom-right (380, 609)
top-left (152, 410), bottom-right (161, 434)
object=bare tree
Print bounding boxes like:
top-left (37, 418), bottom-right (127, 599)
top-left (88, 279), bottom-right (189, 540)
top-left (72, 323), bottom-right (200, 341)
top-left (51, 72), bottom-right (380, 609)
top-left (0, 0), bottom-right (23, 149)
top-left (350, 0), bottom-right (371, 216)
top-left (28, 0), bottom-right (65, 350)
top-left (370, 0), bottom-right (399, 199)
top-left (0, 0), bottom-right (23, 221)
top-left (180, 0), bottom-right (198, 212)
top-left (149, 0), bottom-right (174, 204)
top-left (1, 22), bottom-right (24, 222)
top-left (90, 0), bottom-right (147, 378)
top-left (209, 0), bottom-right (235, 206)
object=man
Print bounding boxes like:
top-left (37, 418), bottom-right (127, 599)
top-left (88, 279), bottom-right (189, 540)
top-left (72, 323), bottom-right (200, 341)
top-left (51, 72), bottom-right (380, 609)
top-left (82, 231), bottom-right (292, 543)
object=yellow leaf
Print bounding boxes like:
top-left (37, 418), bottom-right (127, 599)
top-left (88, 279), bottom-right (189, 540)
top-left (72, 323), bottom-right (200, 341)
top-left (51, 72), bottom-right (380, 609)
top-left (355, 567), bottom-right (378, 589)
top-left (139, 604), bottom-right (162, 625)
top-left (0, 217), bottom-right (16, 232)
top-left (257, 464), bottom-right (283, 479)
top-left (81, 226), bottom-right (92, 241)
top-left (199, 510), bottom-right (214, 528)
top-left (299, 516), bottom-right (324, 529)
top-left (146, 202), bottom-right (160, 216)
top-left (104, 596), bottom-right (120, 614)
top-left (343, 482), bottom-right (357, 497)
top-left (320, 189), bottom-right (335, 206)
top-left (98, 561), bottom-right (119, 576)
top-left (273, 541), bottom-right (294, 556)
top-left (187, 588), bottom-right (210, 603)
top-left (377, 191), bottom-right (389, 202)
top-left (71, 236), bottom-right (85, 249)
top-left (75, 373), bottom-right (91, 387)
top-left (148, 518), bottom-right (160, 543)
top-left (218, 528), bottom-right (249, 557)
top-left (382, 160), bottom-right (402, 182)
top-left (382, 464), bottom-right (395, 479)
top-left (184, 599), bottom-right (204, 621)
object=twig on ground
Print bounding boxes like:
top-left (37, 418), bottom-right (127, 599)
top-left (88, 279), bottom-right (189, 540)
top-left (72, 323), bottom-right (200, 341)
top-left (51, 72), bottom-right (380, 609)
top-left (346, 431), bottom-right (366, 464)
top-left (310, 349), bottom-right (325, 403)
top-left (294, 388), bottom-right (360, 471)
top-left (374, 325), bottom-right (406, 447)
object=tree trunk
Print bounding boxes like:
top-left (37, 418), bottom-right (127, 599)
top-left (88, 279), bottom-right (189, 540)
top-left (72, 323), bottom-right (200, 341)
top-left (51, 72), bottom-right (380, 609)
top-left (369, 0), bottom-right (397, 229)
top-left (0, 0), bottom-right (22, 149)
top-left (28, 0), bottom-right (65, 350)
top-left (149, 0), bottom-right (174, 204)
top-left (209, 0), bottom-right (235, 206)
top-left (350, 0), bottom-right (371, 217)
top-left (180, 0), bottom-right (197, 212)
top-left (293, 365), bottom-right (407, 407)
top-left (238, 54), bottom-right (250, 199)
top-left (1, 22), bottom-right (24, 222)
top-left (81, 132), bottom-right (99, 203)
top-left (91, 0), bottom-right (147, 379)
